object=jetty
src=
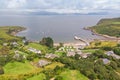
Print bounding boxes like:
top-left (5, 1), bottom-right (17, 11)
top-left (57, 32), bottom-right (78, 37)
top-left (74, 36), bottom-right (89, 46)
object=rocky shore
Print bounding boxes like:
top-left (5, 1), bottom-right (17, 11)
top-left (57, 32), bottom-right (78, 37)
top-left (84, 27), bottom-right (120, 41)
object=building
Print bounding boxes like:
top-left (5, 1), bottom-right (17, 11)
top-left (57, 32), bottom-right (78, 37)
top-left (45, 53), bottom-right (59, 59)
top-left (106, 51), bottom-right (120, 59)
top-left (102, 58), bottom-right (110, 64)
top-left (37, 60), bottom-right (51, 67)
top-left (28, 47), bottom-right (41, 54)
top-left (67, 51), bottom-right (76, 57)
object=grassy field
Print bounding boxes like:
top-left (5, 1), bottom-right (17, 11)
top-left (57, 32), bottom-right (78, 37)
top-left (17, 50), bottom-right (28, 56)
top-left (26, 62), bottom-right (64, 80)
top-left (3, 61), bottom-right (64, 78)
top-left (81, 49), bottom-right (97, 53)
top-left (25, 43), bottom-right (48, 53)
top-left (3, 61), bottom-right (37, 74)
top-left (27, 73), bottom-right (46, 80)
top-left (45, 62), bottom-right (64, 70)
top-left (56, 69), bottom-right (89, 80)
top-left (86, 41), bottom-right (117, 49)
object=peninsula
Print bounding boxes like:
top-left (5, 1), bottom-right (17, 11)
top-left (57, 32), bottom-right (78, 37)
top-left (88, 17), bottom-right (120, 40)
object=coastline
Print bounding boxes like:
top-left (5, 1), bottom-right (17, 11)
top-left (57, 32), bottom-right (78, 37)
top-left (84, 27), bottom-right (120, 41)
top-left (11, 27), bottom-right (26, 36)
top-left (15, 26), bottom-right (120, 46)
top-left (54, 41), bottom-right (87, 47)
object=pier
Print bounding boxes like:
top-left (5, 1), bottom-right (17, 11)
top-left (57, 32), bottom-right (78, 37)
top-left (74, 36), bottom-right (89, 46)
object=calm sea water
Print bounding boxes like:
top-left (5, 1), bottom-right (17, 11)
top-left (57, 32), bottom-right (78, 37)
top-left (0, 15), bottom-right (119, 42)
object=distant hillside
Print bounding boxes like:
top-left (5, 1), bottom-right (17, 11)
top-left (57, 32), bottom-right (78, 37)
top-left (90, 17), bottom-right (120, 37)
top-left (0, 26), bottom-right (25, 41)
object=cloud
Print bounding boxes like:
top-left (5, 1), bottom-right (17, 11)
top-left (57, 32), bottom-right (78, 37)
top-left (7, 0), bottom-right (26, 9)
top-left (0, 0), bottom-right (120, 14)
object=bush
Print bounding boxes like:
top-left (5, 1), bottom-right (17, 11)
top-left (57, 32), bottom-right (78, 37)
top-left (101, 46), bottom-right (112, 51)
top-left (113, 47), bottom-right (120, 55)
top-left (0, 66), bottom-right (4, 74)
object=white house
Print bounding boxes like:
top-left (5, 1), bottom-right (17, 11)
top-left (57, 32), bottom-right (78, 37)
top-left (106, 51), bottom-right (120, 59)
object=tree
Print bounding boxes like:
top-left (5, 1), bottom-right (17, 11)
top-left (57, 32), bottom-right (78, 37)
top-left (55, 76), bottom-right (63, 80)
top-left (101, 46), bottom-right (112, 51)
top-left (40, 37), bottom-right (54, 48)
top-left (59, 43), bottom-right (63, 47)
top-left (113, 47), bottom-right (120, 55)
top-left (0, 66), bottom-right (4, 74)
top-left (24, 41), bottom-right (29, 45)
top-left (109, 61), bottom-right (118, 70)
top-left (95, 41), bottom-right (101, 46)
top-left (74, 54), bottom-right (80, 60)
top-left (93, 50), bottom-right (106, 58)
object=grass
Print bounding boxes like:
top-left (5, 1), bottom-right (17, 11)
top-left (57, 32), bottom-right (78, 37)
top-left (112, 22), bottom-right (120, 25)
top-left (45, 62), bottom-right (64, 70)
top-left (25, 43), bottom-right (48, 53)
top-left (55, 51), bottom-right (65, 56)
top-left (81, 49), bottom-right (97, 53)
top-left (56, 69), bottom-right (89, 80)
top-left (0, 26), bottom-right (24, 41)
top-left (3, 60), bottom-right (63, 75)
top-left (86, 41), bottom-right (117, 49)
top-left (27, 62), bottom-right (64, 80)
top-left (27, 73), bottom-right (46, 80)
top-left (3, 61), bottom-right (37, 74)
top-left (17, 50), bottom-right (28, 56)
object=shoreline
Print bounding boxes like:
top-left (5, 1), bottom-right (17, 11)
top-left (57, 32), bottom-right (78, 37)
top-left (54, 41), bottom-right (88, 47)
top-left (84, 27), bottom-right (120, 41)
top-left (10, 27), bottom-right (26, 36)
top-left (15, 26), bottom-right (120, 46)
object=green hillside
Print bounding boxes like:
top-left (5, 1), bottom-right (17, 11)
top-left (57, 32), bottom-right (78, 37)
top-left (0, 26), bottom-right (25, 41)
top-left (90, 17), bottom-right (120, 37)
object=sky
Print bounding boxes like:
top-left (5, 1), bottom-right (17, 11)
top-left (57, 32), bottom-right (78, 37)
top-left (0, 0), bottom-right (120, 14)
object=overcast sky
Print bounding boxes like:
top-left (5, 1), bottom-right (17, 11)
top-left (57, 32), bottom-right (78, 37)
top-left (0, 0), bottom-right (120, 14)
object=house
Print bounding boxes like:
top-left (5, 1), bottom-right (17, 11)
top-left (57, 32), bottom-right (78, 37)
top-left (80, 54), bottom-right (88, 58)
top-left (28, 47), bottom-right (41, 54)
top-left (80, 53), bottom-right (90, 58)
top-left (36, 50), bottom-right (41, 54)
top-left (58, 47), bottom-right (65, 51)
top-left (13, 50), bottom-right (26, 59)
top-left (106, 51), bottom-right (114, 56)
top-left (106, 51), bottom-right (120, 59)
top-left (37, 60), bottom-right (51, 67)
top-left (13, 51), bottom-right (20, 59)
top-left (3, 43), bottom-right (8, 46)
top-left (67, 50), bottom-right (83, 57)
top-left (102, 58), bottom-right (110, 64)
top-left (13, 53), bottom-right (20, 59)
top-left (45, 53), bottom-right (59, 59)
top-left (67, 51), bottom-right (76, 57)
top-left (12, 41), bottom-right (18, 47)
